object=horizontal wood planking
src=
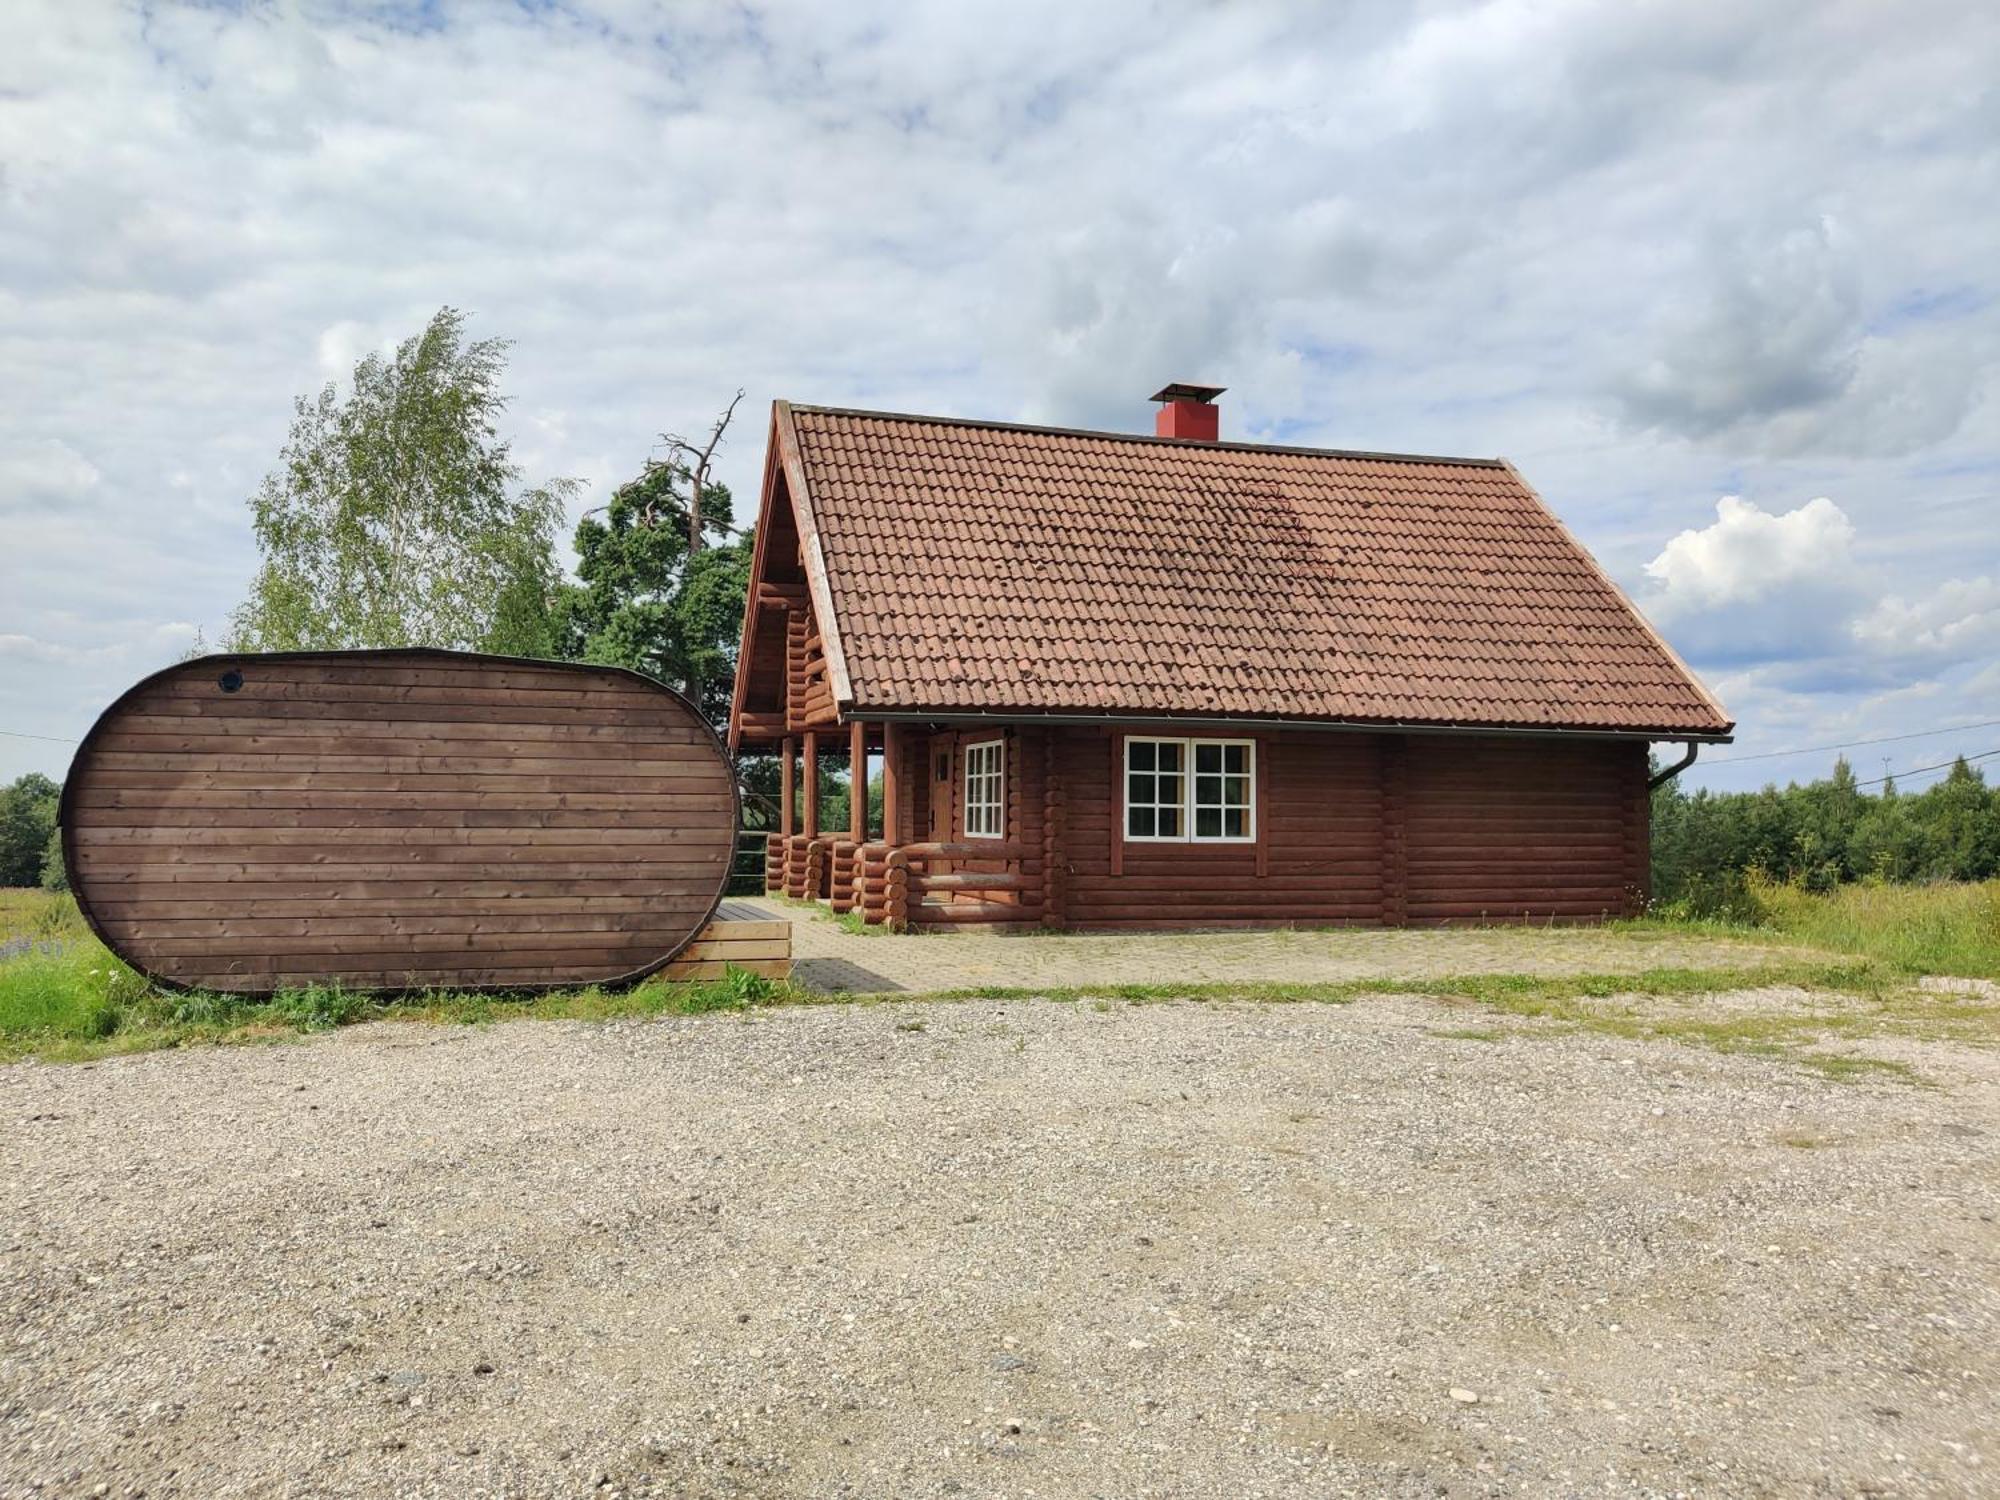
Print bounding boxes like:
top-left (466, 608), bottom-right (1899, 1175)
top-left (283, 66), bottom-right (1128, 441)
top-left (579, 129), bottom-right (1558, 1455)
top-left (1038, 725), bottom-right (1645, 928)
top-left (149, 965), bottom-right (677, 989)
top-left (129, 930), bottom-right (710, 958)
top-left (100, 912), bottom-right (743, 940)
top-left (76, 879), bottom-right (722, 902)
top-left (1403, 738), bottom-right (1637, 920)
top-left (74, 844), bottom-right (730, 868)
top-left (142, 940), bottom-right (680, 971)
top-left (72, 825), bottom-right (713, 846)
top-left (662, 958), bottom-right (790, 980)
top-left (66, 651), bottom-right (738, 993)
top-left (149, 666), bottom-right (663, 694)
top-left (86, 751), bottom-right (725, 776)
top-left (168, 660), bottom-right (665, 693)
top-left (85, 895), bottom-right (700, 919)
top-left (71, 785), bottom-right (725, 807)
top-left (672, 936), bottom-right (791, 963)
top-left (94, 729), bottom-right (715, 759)
top-left (71, 860), bottom-right (727, 881)
top-left (113, 701), bottom-right (712, 731)
top-left (64, 812), bottom-right (728, 836)
top-left (176, 968), bottom-right (660, 992)
top-left (596, 913), bottom-right (788, 981)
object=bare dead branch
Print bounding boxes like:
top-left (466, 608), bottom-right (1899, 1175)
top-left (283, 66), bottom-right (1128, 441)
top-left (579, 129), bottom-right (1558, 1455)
top-left (658, 388), bottom-right (746, 556)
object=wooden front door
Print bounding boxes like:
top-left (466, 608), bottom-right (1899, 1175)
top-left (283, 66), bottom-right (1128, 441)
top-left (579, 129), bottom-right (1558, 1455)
top-left (928, 742), bottom-right (953, 841)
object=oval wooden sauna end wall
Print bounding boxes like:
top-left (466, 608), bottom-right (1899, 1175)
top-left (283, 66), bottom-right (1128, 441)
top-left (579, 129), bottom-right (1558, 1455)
top-left (61, 650), bottom-right (739, 995)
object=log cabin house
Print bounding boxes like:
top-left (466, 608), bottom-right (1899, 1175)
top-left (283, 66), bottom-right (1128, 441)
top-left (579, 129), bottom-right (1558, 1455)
top-left (728, 384), bottom-right (1732, 930)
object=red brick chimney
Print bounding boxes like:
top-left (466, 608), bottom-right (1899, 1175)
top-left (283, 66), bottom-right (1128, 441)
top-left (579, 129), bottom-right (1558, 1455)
top-left (1150, 382), bottom-right (1225, 441)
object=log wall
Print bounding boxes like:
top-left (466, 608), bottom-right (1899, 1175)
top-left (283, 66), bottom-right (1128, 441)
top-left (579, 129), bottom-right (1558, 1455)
top-left (1054, 727), bottom-right (1387, 927)
top-left (786, 720), bottom-right (1648, 930)
top-left (1403, 736), bottom-right (1647, 923)
top-left (915, 724), bottom-right (1648, 929)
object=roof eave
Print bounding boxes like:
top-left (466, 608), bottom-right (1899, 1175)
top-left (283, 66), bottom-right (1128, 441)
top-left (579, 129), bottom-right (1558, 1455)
top-left (846, 705), bottom-right (1734, 745)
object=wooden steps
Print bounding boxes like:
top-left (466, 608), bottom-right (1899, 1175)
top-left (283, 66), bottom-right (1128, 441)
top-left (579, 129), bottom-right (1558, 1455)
top-left (663, 899), bottom-right (792, 981)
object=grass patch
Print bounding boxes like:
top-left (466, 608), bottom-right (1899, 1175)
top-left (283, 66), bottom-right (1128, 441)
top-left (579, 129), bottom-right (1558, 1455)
top-left (903, 960), bottom-right (1884, 1009)
top-left (0, 888), bottom-right (86, 947)
top-left (0, 927), bottom-right (800, 1063)
top-left (1752, 878), bottom-right (2000, 980)
top-left (1431, 1025), bottom-right (1509, 1042)
top-left (1636, 877), bottom-right (2000, 981)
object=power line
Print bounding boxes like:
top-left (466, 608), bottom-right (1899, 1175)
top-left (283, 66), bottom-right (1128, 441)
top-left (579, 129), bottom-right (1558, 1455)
top-left (0, 728), bottom-right (77, 744)
top-left (1853, 747), bottom-right (2000, 789)
top-left (1706, 718), bottom-right (2000, 765)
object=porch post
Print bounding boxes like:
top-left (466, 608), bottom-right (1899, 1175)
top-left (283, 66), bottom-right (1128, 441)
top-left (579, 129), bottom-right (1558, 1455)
top-left (780, 735), bottom-right (796, 836)
top-left (802, 730), bottom-right (820, 839)
top-left (849, 718), bottom-right (867, 841)
top-left (882, 721), bottom-right (903, 846)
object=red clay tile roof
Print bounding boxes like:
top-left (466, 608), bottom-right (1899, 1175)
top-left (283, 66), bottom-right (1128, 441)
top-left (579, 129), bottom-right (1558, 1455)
top-left (784, 403), bottom-right (1731, 738)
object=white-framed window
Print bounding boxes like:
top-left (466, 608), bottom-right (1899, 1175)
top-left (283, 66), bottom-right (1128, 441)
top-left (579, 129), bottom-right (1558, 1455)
top-left (964, 739), bottom-right (1005, 839)
top-left (1125, 737), bottom-right (1255, 843)
top-left (1123, 737), bottom-right (1186, 840)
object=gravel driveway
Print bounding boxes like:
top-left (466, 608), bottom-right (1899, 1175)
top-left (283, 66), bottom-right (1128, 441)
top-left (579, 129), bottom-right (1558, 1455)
top-left (3, 997), bottom-right (1997, 1498)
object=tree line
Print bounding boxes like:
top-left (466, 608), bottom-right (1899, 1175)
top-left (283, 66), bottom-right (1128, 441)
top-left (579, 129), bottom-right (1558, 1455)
top-left (1650, 754), bottom-right (2000, 917)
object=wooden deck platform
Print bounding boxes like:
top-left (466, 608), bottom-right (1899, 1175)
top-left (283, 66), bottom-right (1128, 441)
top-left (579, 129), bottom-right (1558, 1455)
top-left (663, 899), bottom-right (792, 981)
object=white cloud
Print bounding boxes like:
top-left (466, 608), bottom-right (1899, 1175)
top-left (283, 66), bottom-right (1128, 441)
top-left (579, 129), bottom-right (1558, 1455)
top-left (1852, 576), bottom-right (2000, 660)
top-left (1644, 494), bottom-right (1857, 611)
top-left (1638, 493), bottom-right (2000, 701)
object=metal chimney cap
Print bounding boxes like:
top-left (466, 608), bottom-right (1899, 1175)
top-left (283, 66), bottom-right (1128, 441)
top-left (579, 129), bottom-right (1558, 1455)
top-left (1149, 382), bottom-right (1227, 405)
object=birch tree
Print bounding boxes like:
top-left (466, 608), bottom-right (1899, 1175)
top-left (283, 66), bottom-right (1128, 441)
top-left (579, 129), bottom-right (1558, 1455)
top-left (228, 307), bottom-right (570, 655)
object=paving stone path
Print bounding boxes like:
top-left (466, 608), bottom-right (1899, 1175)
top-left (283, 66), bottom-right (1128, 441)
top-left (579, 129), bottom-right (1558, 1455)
top-left (736, 898), bottom-right (1817, 994)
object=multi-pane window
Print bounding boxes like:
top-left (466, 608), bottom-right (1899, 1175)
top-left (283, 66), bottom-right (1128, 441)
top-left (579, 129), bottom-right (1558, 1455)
top-left (1125, 737), bottom-right (1254, 842)
top-left (1192, 740), bottom-right (1253, 840)
top-left (964, 739), bottom-right (1004, 838)
top-left (1124, 738), bottom-right (1186, 840)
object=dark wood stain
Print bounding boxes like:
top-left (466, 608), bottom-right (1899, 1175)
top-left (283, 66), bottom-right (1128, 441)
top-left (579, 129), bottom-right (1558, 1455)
top-left (62, 650), bottom-right (738, 994)
top-left (858, 725), bottom-right (1645, 929)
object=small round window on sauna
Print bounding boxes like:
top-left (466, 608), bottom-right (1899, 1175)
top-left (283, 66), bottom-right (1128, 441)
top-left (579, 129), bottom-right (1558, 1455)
top-left (218, 669), bottom-right (244, 693)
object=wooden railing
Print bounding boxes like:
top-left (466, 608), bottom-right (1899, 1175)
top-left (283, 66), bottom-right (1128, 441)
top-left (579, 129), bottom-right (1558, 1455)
top-left (772, 836), bottom-right (1040, 929)
top-left (730, 830), bottom-right (773, 896)
top-left (873, 842), bottom-right (1035, 929)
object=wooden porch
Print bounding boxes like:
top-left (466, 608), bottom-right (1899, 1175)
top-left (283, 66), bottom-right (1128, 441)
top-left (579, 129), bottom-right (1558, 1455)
top-left (759, 718), bottom-right (1057, 932)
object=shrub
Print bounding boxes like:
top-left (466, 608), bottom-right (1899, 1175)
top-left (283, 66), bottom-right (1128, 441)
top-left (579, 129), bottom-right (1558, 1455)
top-left (1652, 867), bottom-right (1769, 926)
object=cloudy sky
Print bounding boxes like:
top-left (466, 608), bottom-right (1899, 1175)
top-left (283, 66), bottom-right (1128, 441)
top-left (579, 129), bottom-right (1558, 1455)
top-left (3, 0), bottom-right (1996, 793)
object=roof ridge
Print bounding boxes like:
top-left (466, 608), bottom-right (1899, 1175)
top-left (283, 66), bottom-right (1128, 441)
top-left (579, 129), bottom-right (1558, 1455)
top-left (786, 401), bottom-right (1509, 470)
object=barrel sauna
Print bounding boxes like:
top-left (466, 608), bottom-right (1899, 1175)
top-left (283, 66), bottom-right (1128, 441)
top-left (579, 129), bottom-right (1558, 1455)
top-left (61, 650), bottom-right (738, 994)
